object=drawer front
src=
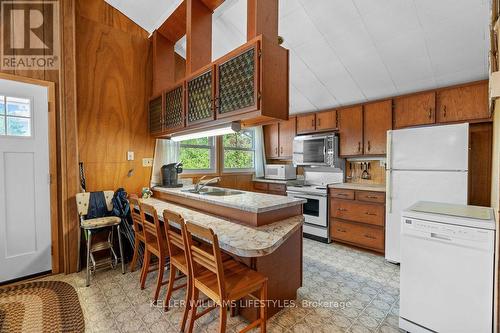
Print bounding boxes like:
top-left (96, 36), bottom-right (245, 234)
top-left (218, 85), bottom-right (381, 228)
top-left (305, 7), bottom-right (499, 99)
top-left (330, 189), bottom-right (355, 200)
top-left (331, 200), bottom-right (385, 226)
top-left (268, 183), bottom-right (286, 192)
top-left (253, 182), bottom-right (268, 191)
top-left (355, 191), bottom-right (385, 203)
top-left (331, 219), bottom-right (384, 251)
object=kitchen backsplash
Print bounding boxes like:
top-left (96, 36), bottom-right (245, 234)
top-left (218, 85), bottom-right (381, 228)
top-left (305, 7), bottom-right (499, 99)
top-left (345, 159), bottom-right (386, 185)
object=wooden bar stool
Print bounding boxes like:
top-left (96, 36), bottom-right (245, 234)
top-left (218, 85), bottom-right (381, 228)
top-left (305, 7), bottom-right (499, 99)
top-left (185, 222), bottom-right (268, 333)
top-left (138, 203), bottom-right (169, 303)
top-left (128, 195), bottom-right (146, 273)
top-left (162, 209), bottom-right (192, 332)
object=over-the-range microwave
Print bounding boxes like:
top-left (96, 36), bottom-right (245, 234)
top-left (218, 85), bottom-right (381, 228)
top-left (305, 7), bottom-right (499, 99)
top-left (292, 133), bottom-right (341, 167)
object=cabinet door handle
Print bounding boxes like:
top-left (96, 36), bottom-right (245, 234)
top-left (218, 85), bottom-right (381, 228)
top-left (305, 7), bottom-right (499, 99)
top-left (367, 141), bottom-right (371, 152)
top-left (275, 147), bottom-right (278, 154)
top-left (280, 146), bottom-right (283, 154)
top-left (364, 212), bottom-right (377, 216)
top-left (337, 193), bottom-right (349, 197)
top-left (364, 234), bottom-right (376, 239)
top-left (443, 106), bottom-right (447, 118)
top-left (318, 118), bottom-right (321, 127)
top-left (337, 228), bottom-right (347, 233)
top-left (428, 108), bottom-right (432, 119)
top-left (311, 119), bottom-right (315, 128)
top-left (366, 195), bottom-right (379, 199)
top-left (358, 142), bottom-right (361, 152)
top-left (337, 208), bottom-right (347, 212)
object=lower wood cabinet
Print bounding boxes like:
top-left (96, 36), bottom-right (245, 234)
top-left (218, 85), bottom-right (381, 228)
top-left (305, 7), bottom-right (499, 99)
top-left (329, 188), bottom-right (385, 253)
top-left (252, 182), bottom-right (286, 196)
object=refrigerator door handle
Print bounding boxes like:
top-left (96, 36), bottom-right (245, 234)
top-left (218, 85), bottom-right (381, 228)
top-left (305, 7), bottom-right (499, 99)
top-left (386, 130), bottom-right (393, 214)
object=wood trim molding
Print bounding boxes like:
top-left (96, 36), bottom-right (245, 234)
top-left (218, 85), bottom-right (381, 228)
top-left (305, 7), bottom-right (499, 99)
top-left (0, 73), bottom-right (60, 274)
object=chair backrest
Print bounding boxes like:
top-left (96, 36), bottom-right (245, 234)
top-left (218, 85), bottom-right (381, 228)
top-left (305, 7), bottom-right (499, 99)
top-left (162, 209), bottom-right (187, 258)
top-left (128, 194), bottom-right (144, 236)
top-left (139, 202), bottom-right (165, 254)
top-left (185, 222), bottom-right (226, 299)
top-left (75, 191), bottom-right (114, 216)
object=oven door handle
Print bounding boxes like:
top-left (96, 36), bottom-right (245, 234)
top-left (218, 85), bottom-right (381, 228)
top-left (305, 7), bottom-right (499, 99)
top-left (286, 191), bottom-right (328, 198)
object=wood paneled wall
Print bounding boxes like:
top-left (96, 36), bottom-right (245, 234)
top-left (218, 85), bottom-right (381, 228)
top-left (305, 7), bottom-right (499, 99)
top-left (75, 0), bottom-right (154, 196)
top-left (0, 0), bottom-right (81, 273)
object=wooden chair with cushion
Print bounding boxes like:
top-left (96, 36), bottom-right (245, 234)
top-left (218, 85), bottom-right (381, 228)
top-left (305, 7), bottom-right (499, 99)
top-left (185, 222), bottom-right (268, 333)
top-left (76, 191), bottom-right (125, 287)
top-left (128, 195), bottom-right (146, 272)
top-left (139, 202), bottom-right (168, 303)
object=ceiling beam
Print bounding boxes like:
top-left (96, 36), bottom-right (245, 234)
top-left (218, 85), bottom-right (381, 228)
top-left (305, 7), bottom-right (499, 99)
top-left (157, 1), bottom-right (187, 43)
top-left (247, 0), bottom-right (278, 42)
top-left (186, 0), bottom-right (212, 74)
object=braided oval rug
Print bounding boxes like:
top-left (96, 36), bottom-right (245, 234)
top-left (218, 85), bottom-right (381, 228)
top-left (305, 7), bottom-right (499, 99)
top-left (0, 281), bottom-right (85, 333)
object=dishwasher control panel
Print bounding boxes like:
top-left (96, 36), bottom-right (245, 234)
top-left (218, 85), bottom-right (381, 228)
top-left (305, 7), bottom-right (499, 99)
top-left (403, 218), bottom-right (492, 242)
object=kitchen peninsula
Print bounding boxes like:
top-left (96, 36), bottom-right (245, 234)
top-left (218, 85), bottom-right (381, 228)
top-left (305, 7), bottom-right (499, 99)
top-left (148, 187), bottom-right (306, 319)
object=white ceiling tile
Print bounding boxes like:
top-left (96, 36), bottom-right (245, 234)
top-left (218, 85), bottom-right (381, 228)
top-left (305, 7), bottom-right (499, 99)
top-left (109, 0), bottom-right (490, 109)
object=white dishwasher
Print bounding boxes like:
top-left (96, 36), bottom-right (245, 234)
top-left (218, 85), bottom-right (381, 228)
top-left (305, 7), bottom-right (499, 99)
top-left (400, 201), bottom-right (495, 333)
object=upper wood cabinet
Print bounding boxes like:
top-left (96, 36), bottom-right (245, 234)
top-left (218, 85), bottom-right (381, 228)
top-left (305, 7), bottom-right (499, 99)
top-left (339, 106), bottom-right (363, 156)
top-left (316, 110), bottom-right (338, 132)
top-left (296, 110), bottom-right (337, 134)
top-left (279, 117), bottom-right (296, 158)
top-left (436, 82), bottom-right (489, 123)
top-left (364, 100), bottom-right (392, 155)
top-left (149, 95), bottom-right (163, 135)
top-left (264, 122), bottom-right (279, 158)
top-left (263, 117), bottom-right (296, 159)
top-left (186, 65), bottom-right (215, 126)
top-left (296, 113), bottom-right (316, 134)
top-left (216, 43), bottom-right (259, 118)
top-left (393, 92), bottom-right (435, 129)
top-left (163, 83), bottom-right (185, 132)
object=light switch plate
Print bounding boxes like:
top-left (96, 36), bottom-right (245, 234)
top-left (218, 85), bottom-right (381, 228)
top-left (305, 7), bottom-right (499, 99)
top-left (127, 151), bottom-right (134, 161)
top-left (142, 158), bottom-right (153, 167)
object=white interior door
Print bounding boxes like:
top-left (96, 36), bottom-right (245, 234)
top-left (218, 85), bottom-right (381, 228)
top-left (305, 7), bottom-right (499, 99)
top-left (0, 79), bottom-right (51, 283)
top-left (385, 169), bottom-right (468, 263)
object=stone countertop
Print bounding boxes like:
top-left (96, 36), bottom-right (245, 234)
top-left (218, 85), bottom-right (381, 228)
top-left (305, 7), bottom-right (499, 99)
top-left (251, 177), bottom-right (304, 185)
top-left (329, 183), bottom-right (386, 192)
top-left (141, 197), bottom-right (304, 257)
top-left (153, 186), bottom-right (306, 213)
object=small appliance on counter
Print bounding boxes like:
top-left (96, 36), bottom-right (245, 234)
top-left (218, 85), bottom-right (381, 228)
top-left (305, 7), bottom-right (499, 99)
top-left (160, 162), bottom-right (183, 188)
top-left (264, 164), bottom-right (296, 180)
top-left (400, 201), bottom-right (495, 333)
top-left (287, 167), bottom-right (343, 242)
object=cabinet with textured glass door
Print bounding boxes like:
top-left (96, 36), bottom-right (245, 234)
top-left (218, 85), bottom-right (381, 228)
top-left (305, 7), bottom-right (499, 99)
top-left (163, 82), bottom-right (185, 132)
top-left (186, 64), bottom-right (216, 126)
top-left (215, 35), bottom-right (288, 124)
top-left (149, 94), bottom-right (163, 135)
top-left (216, 42), bottom-right (259, 118)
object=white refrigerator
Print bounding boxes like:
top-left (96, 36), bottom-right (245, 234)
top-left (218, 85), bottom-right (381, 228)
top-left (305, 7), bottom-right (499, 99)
top-left (385, 123), bottom-right (469, 263)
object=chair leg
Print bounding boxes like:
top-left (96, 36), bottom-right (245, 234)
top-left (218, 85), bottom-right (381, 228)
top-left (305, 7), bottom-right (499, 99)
top-left (117, 225), bottom-right (125, 274)
top-left (164, 264), bottom-right (176, 311)
top-left (180, 275), bottom-right (192, 331)
top-left (260, 281), bottom-right (267, 333)
top-left (153, 256), bottom-right (166, 303)
top-left (129, 238), bottom-right (139, 272)
top-left (218, 304), bottom-right (227, 333)
top-left (86, 230), bottom-right (92, 287)
top-left (140, 250), bottom-right (151, 290)
top-left (187, 288), bottom-right (199, 333)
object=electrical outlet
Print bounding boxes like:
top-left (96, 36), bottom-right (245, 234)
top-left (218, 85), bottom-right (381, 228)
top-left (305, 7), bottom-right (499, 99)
top-left (127, 151), bottom-right (134, 161)
top-left (142, 158), bottom-right (153, 167)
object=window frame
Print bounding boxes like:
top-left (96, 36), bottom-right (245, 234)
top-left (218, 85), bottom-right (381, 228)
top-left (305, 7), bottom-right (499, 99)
top-left (0, 95), bottom-right (33, 138)
top-left (178, 136), bottom-right (217, 175)
top-left (222, 129), bottom-right (256, 173)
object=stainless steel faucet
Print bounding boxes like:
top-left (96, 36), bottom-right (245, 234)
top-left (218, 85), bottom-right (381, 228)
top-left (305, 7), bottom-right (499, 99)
top-left (194, 176), bottom-right (221, 192)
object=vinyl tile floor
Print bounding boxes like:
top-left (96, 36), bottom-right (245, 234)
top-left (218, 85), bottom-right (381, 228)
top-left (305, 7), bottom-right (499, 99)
top-left (40, 239), bottom-right (402, 333)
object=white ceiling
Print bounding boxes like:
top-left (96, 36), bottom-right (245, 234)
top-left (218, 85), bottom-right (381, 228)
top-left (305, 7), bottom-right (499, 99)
top-left (106, 0), bottom-right (491, 114)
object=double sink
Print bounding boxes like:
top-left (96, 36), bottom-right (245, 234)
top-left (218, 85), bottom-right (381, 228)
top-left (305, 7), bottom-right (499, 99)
top-left (182, 187), bottom-right (243, 197)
